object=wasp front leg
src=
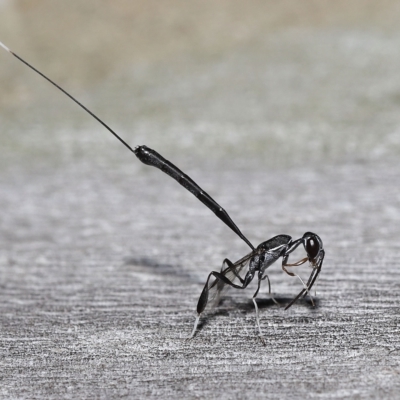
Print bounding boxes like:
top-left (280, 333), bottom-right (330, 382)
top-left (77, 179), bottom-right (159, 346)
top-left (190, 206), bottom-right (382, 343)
top-left (282, 254), bottom-right (315, 308)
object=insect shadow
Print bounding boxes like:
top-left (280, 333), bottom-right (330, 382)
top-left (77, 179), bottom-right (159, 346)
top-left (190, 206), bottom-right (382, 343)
top-left (0, 41), bottom-right (325, 344)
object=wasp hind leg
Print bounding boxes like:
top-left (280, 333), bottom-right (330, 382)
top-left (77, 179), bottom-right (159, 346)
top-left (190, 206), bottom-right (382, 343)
top-left (188, 270), bottom-right (251, 339)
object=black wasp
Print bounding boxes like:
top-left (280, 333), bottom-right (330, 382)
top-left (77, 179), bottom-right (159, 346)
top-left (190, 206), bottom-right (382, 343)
top-left (1, 41), bottom-right (325, 342)
top-left (136, 146), bottom-right (325, 340)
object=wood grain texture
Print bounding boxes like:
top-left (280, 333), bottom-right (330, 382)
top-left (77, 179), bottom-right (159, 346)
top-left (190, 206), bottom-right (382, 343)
top-left (1, 160), bottom-right (399, 399)
top-left (1, 3), bottom-right (400, 397)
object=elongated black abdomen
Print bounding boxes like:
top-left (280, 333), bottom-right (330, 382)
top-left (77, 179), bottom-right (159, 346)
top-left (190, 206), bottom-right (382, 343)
top-left (134, 145), bottom-right (254, 250)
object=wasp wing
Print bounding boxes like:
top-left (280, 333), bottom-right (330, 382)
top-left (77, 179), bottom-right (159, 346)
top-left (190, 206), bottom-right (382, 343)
top-left (206, 251), bottom-right (254, 310)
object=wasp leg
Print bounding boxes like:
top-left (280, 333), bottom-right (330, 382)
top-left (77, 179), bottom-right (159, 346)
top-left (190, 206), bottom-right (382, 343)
top-left (252, 272), bottom-right (266, 344)
top-left (285, 288), bottom-right (306, 311)
top-left (284, 266), bottom-right (321, 310)
top-left (213, 258), bottom-right (246, 306)
top-left (261, 274), bottom-right (279, 305)
top-left (188, 315), bottom-right (201, 340)
top-left (188, 270), bottom-right (254, 339)
top-left (282, 256), bottom-right (314, 307)
top-left (292, 272), bottom-right (314, 306)
top-left (282, 257), bottom-right (308, 276)
top-left (221, 258), bottom-right (245, 284)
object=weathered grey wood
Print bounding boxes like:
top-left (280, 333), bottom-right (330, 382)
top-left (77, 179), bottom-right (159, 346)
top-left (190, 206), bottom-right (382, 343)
top-left (1, 3), bottom-right (400, 397)
top-left (1, 159), bottom-right (400, 399)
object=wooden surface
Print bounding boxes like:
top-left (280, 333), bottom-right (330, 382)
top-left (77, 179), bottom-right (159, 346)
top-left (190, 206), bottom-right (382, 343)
top-left (1, 2), bottom-right (400, 398)
top-left (1, 160), bottom-right (400, 399)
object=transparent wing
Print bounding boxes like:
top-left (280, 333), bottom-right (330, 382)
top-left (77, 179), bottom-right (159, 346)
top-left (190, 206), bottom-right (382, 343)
top-left (206, 251), bottom-right (254, 310)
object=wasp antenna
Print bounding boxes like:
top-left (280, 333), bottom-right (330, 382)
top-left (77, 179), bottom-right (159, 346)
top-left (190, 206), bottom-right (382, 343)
top-left (0, 40), bottom-right (11, 53)
top-left (0, 40), bottom-right (136, 154)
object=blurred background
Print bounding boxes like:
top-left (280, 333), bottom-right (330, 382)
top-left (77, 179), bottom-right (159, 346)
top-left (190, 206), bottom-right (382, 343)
top-left (1, 2), bottom-right (400, 397)
top-left (1, 0), bottom-right (400, 171)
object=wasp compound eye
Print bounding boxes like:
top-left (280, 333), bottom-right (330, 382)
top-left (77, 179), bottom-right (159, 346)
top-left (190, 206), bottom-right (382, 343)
top-left (305, 236), bottom-right (320, 260)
